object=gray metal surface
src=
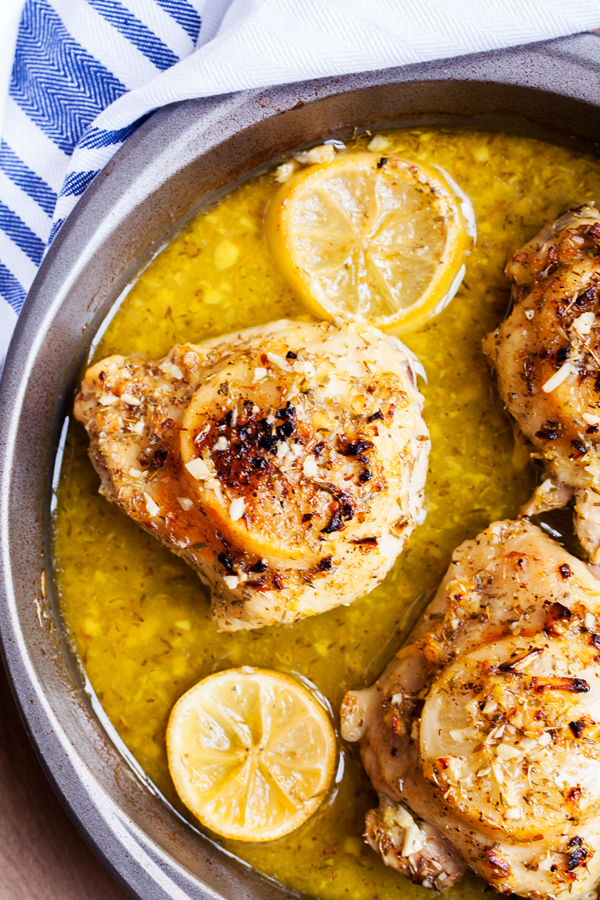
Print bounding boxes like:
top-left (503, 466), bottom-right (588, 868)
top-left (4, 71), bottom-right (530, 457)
top-left (2, 32), bottom-right (600, 900)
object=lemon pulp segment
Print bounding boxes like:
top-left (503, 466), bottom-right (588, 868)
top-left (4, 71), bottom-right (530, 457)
top-left (167, 667), bottom-right (336, 842)
top-left (265, 152), bottom-right (469, 333)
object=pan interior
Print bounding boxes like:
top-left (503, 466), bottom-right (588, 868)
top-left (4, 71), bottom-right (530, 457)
top-left (52, 120), bottom-right (600, 900)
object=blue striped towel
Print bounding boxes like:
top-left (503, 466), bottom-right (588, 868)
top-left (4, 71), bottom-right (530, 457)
top-left (1, 0), bottom-right (600, 369)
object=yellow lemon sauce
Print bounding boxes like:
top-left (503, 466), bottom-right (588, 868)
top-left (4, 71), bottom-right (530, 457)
top-left (53, 127), bottom-right (600, 900)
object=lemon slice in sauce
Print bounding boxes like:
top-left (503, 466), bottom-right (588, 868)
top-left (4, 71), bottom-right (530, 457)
top-left (167, 667), bottom-right (336, 842)
top-left (265, 151), bottom-right (471, 333)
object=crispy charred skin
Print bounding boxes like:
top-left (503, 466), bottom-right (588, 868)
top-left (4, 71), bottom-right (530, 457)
top-left (341, 519), bottom-right (600, 899)
top-left (484, 204), bottom-right (600, 562)
top-left (74, 319), bottom-right (429, 631)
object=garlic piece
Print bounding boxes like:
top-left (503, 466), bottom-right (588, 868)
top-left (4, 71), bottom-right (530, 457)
top-left (98, 393), bottom-right (119, 406)
top-left (144, 492), bottom-right (160, 518)
top-left (185, 458), bottom-right (212, 480)
top-left (229, 498), bottom-right (245, 521)
top-left (542, 361), bottom-right (571, 393)
top-left (274, 161), bottom-right (297, 184)
top-left (266, 352), bottom-right (291, 371)
top-left (368, 135), bottom-right (391, 152)
top-left (573, 312), bottom-right (596, 336)
top-left (121, 393), bottom-right (140, 406)
top-left (303, 456), bottom-right (318, 478)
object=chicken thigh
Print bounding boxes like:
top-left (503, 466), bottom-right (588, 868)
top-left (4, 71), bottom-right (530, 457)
top-left (484, 205), bottom-right (600, 561)
top-left (74, 319), bottom-right (429, 631)
top-left (341, 519), bottom-right (600, 899)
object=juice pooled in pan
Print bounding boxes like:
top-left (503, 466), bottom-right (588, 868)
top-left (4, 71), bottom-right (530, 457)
top-left (53, 127), bottom-right (600, 900)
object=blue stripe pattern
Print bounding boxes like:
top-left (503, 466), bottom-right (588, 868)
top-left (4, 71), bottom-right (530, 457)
top-left (47, 218), bottom-right (65, 247)
top-left (11, 0), bottom-right (128, 154)
top-left (0, 141), bottom-right (57, 217)
top-left (0, 201), bottom-right (46, 265)
top-left (88, 0), bottom-right (179, 71)
top-left (0, 0), bottom-right (203, 332)
top-left (78, 113), bottom-right (153, 150)
top-left (155, 0), bottom-right (201, 41)
top-left (61, 170), bottom-right (98, 197)
top-left (0, 262), bottom-right (27, 312)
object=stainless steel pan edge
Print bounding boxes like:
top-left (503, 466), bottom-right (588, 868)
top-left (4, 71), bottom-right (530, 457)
top-left (2, 32), bottom-right (600, 900)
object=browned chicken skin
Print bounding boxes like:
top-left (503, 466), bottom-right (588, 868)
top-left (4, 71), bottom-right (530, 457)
top-left (74, 319), bottom-right (429, 631)
top-left (484, 204), bottom-right (600, 561)
top-left (341, 520), bottom-right (600, 899)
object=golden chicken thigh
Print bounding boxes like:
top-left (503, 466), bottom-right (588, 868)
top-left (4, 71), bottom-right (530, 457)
top-left (484, 205), bottom-right (600, 561)
top-left (341, 519), bottom-right (600, 899)
top-left (75, 319), bottom-right (429, 631)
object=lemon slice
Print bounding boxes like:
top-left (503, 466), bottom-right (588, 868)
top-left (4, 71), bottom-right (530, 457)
top-left (265, 151), bottom-right (470, 333)
top-left (166, 667), bottom-right (336, 842)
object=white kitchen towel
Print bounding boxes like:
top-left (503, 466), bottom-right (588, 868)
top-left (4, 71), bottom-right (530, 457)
top-left (1, 0), bottom-right (600, 368)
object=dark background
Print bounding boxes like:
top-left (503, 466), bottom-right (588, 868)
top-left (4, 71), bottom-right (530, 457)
top-left (0, 658), bottom-right (129, 899)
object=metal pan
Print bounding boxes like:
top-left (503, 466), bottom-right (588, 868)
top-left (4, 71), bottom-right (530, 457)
top-left (2, 32), bottom-right (600, 900)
